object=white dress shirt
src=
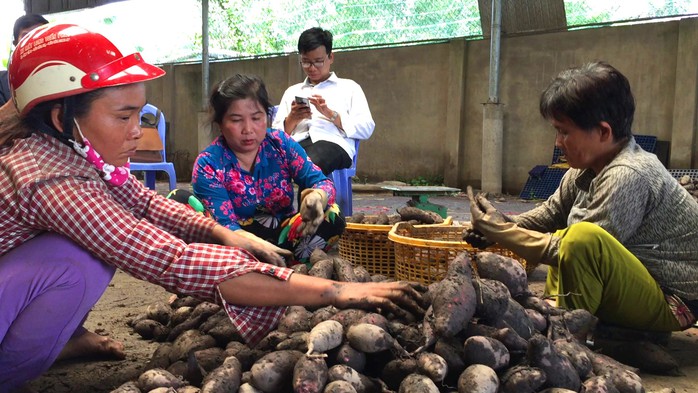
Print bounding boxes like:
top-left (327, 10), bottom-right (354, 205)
top-left (273, 72), bottom-right (375, 159)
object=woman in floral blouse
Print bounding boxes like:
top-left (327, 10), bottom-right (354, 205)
top-left (192, 74), bottom-right (346, 265)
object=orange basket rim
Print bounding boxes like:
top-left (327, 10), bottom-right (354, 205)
top-left (346, 216), bottom-right (452, 231)
top-left (388, 221), bottom-right (469, 248)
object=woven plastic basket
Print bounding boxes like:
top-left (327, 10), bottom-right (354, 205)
top-left (338, 216), bottom-right (452, 278)
top-left (388, 222), bottom-right (532, 284)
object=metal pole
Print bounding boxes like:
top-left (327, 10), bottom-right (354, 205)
top-left (201, 0), bottom-right (209, 110)
top-left (488, 0), bottom-right (501, 103)
top-left (481, 0), bottom-right (504, 194)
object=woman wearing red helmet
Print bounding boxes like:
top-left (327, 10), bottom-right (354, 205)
top-left (0, 24), bottom-right (423, 391)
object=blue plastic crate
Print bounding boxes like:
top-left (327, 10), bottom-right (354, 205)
top-left (519, 167), bottom-right (568, 200)
top-left (552, 134), bottom-right (657, 165)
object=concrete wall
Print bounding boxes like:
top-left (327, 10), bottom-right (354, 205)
top-left (145, 18), bottom-right (698, 195)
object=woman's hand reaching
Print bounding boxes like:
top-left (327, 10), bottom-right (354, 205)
top-left (329, 281), bottom-right (427, 320)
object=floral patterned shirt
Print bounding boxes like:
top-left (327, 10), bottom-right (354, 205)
top-left (192, 129), bottom-right (336, 231)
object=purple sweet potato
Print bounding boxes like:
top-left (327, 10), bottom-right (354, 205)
top-left (200, 356), bottom-right (242, 393)
top-left (333, 257), bottom-right (359, 282)
top-left (431, 252), bottom-right (477, 338)
top-left (381, 358), bottom-right (418, 391)
top-left (346, 323), bottom-right (408, 356)
top-left (553, 338), bottom-right (593, 379)
top-left (472, 278), bottom-right (511, 323)
top-left (462, 335), bottom-right (510, 371)
top-left (327, 343), bottom-right (367, 373)
top-left (293, 355), bottom-right (328, 393)
top-left (416, 352), bottom-right (448, 383)
top-left (330, 309), bottom-right (368, 330)
top-left (398, 373), bottom-right (439, 393)
top-left (308, 258), bottom-right (335, 279)
top-left (249, 350), bottom-right (304, 392)
top-left (499, 364), bottom-right (547, 393)
top-left (277, 306), bottom-right (313, 334)
top-left (457, 364), bottom-right (499, 393)
top-left (526, 334), bottom-right (580, 391)
top-left (474, 251), bottom-right (528, 297)
top-left (137, 368), bottom-right (186, 391)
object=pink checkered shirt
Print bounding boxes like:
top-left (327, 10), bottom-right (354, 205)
top-left (0, 133), bottom-right (293, 344)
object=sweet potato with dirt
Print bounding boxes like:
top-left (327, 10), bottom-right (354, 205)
top-left (581, 375), bottom-right (619, 393)
top-left (307, 320), bottom-right (344, 356)
top-left (311, 306), bottom-right (339, 326)
top-left (309, 258), bottom-right (335, 279)
top-left (462, 335), bottom-right (510, 371)
top-left (430, 252), bottom-right (477, 337)
top-left (170, 306), bottom-right (194, 327)
top-left (276, 332), bottom-right (310, 352)
top-left (357, 312), bottom-right (390, 331)
top-left (353, 265), bottom-right (373, 283)
top-left (292, 263), bottom-right (310, 275)
top-left (327, 364), bottom-right (379, 393)
top-left (499, 364), bottom-right (547, 393)
top-left (145, 342), bottom-right (174, 371)
top-left (552, 338), bottom-right (593, 379)
top-left (524, 308), bottom-right (548, 332)
top-left (137, 368), bottom-right (186, 391)
top-left (249, 350), bottom-right (304, 392)
top-left (416, 352), bottom-right (448, 384)
top-left (346, 323), bottom-right (408, 356)
top-left (474, 251), bottom-right (528, 297)
top-left (146, 301), bottom-right (174, 326)
top-left (515, 293), bottom-right (564, 316)
top-left (327, 343), bottom-right (366, 373)
top-left (293, 355), bottom-right (329, 393)
top-left (472, 278), bottom-right (511, 323)
top-left (526, 334), bottom-right (580, 391)
top-left (374, 212), bottom-right (390, 225)
top-left (109, 381), bottom-right (141, 393)
top-left (277, 306), bottom-right (314, 334)
top-left (169, 330), bottom-right (217, 362)
top-left (389, 321), bottom-right (422, 354)
top-left (381, 358), bottom-right (418, 391)
top-left (200, 356), bottom-right (242, 393)
top-left (433, 336), bottom-right (466, 385)
top-left (133, 319), bottom-right (171, 341)
top-left (330, 309), bottom-right (368, 330)
top-left (255, 331), bottom-right (289, 351)
top-left (398, 373), bottom-right (439, 393)
top-left (496, 298), bottom-right (535, 340)
top-left (333, 257), bottom-right (359, 282)
top-left (324, 380), bottom-right (358, 393)
top-left (397, 206), bottom-right (443, 224)
top-left (457, 364), bottom-right (499, 393)
top-left (171, 295), bottom-right (203, 309)
top-left (463, 323), bottom-right (528, 352)
top-left (310, 248), bottom-right (330, 265)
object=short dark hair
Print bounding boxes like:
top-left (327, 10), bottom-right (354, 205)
top-left (539, 61), bottom-right (635, 141)
top-left (13, 14), bottom-right (49, 45)
top-left (210, 74), bottom-right (271, 125)
top-left (298, 27), bottom-right (333, 54)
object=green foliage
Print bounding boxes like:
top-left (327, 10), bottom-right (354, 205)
top-left (398, 175), bottom-right (445, 186)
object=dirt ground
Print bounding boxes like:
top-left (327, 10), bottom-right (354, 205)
top-left (26, 266), bottom-right (698, 393)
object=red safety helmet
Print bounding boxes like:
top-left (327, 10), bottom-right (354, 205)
top-left (9, 23), bottom-right (165, 116)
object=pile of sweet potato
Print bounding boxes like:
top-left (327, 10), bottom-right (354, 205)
top-left (112, 249), bottom-right (659, 393)
top-left (347, 206), bottom-right (444, 225)
top-left (678, 175), bottom-right (698, 203)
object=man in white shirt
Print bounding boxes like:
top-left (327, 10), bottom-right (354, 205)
top-left (273, 27), bottom-right (375, 175)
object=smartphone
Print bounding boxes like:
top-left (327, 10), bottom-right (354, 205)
top-left (295, 96), bottom-right (309, 106)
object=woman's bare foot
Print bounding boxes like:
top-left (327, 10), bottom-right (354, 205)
top-left (56, 330), bottom-right (125, 361)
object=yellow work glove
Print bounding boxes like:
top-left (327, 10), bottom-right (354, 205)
top-left (299, 188), bottom-right (328, 237)
top-left (467, 186), bottom-right (552, 265)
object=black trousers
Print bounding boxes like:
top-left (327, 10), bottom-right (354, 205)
top-left (299, 139), bottom-right (353, 176)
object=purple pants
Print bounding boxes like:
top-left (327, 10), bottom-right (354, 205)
top-left (0, 233), bottom-right (115, 391)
